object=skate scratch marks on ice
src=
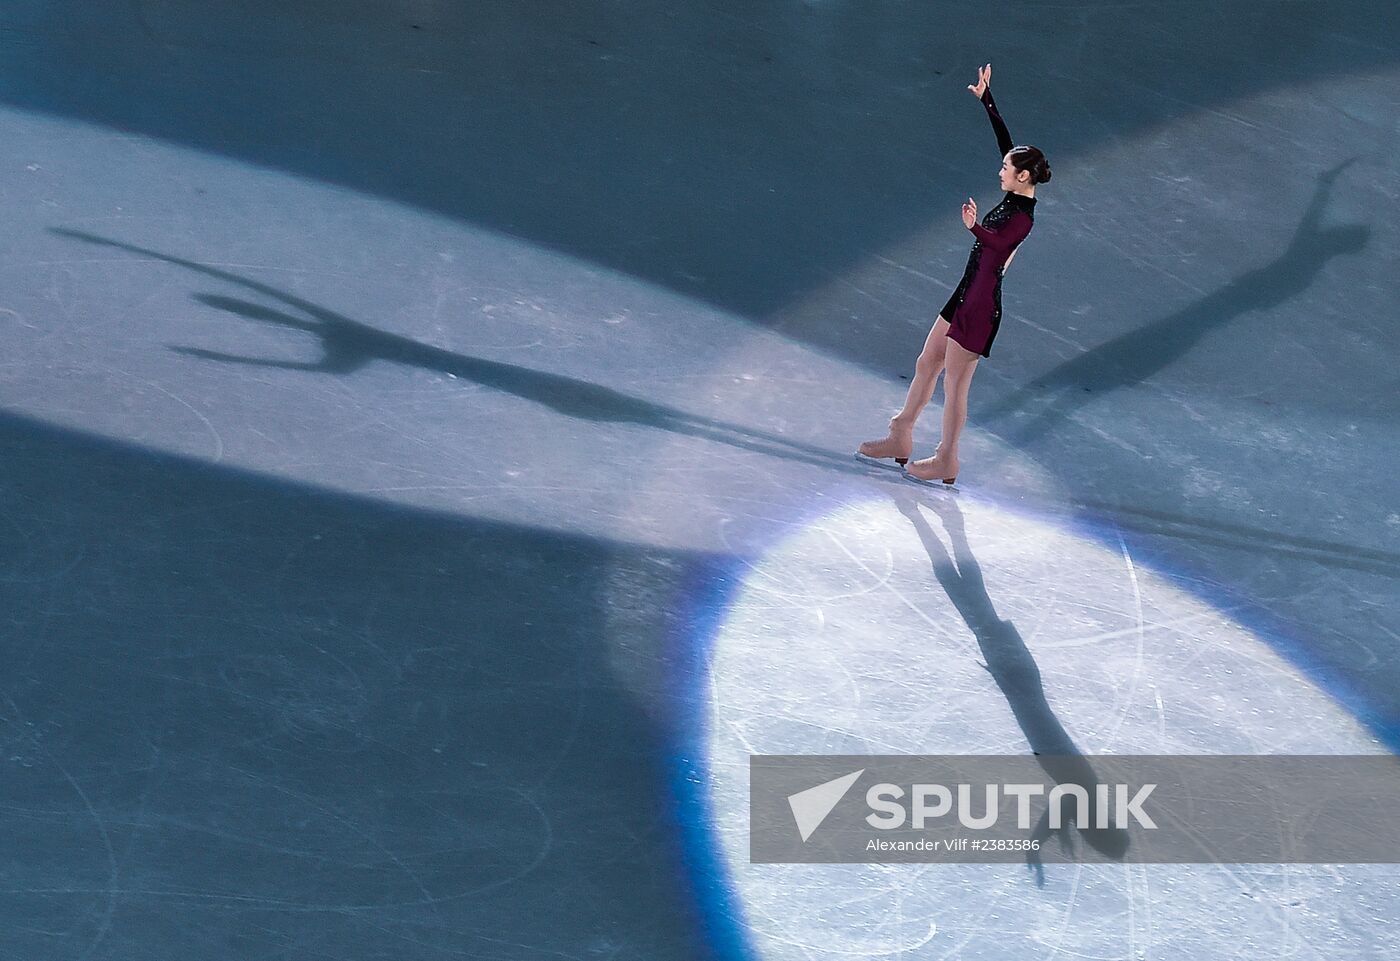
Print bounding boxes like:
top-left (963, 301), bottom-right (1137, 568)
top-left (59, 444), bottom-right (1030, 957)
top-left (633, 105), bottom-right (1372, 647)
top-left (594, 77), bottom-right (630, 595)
top-left (1098, 530), bottom-right (1148, 750)
top-left (815, 523), bottom-right (977, 658)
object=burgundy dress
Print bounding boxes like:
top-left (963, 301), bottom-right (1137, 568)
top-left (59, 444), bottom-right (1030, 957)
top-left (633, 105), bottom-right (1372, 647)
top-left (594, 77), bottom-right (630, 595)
top-left (939, 88), bottom-right (1036, 357)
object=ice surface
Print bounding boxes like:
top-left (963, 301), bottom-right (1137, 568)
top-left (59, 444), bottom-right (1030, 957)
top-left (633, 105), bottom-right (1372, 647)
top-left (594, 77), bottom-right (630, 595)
top-left (2, 2), bottom-right (1398, 959)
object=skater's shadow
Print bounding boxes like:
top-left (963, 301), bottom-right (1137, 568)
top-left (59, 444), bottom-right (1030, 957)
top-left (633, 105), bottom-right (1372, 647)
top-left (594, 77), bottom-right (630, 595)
top-left (53, 228), bottom-right (859, 474)
top-left (985, 159), bottom-right (1369, 443)
top-left (890, 486), bottom-right (1130, 884)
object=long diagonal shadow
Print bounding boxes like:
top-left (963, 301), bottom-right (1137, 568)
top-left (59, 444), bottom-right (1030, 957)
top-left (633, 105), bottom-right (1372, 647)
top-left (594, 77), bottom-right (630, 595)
top-left (53, 228), bottom-right (872, 477)
top-left (53, 229), bottom-right (1400, 581)
top-left (1071, 499), bottom-right (1400, 579)
top-left (891, 487), bottom-right (1130, 884)
top-left (985, 159), bottom-right (1369, 444)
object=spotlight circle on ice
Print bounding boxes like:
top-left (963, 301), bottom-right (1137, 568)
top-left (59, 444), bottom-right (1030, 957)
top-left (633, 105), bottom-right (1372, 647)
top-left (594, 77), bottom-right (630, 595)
top-left (698, 491), bottom-right (1385, 961)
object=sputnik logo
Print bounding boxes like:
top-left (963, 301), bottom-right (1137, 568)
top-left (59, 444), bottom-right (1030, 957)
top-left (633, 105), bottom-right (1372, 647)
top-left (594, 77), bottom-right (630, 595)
top-left (787, 770), bottom-right (864, 842)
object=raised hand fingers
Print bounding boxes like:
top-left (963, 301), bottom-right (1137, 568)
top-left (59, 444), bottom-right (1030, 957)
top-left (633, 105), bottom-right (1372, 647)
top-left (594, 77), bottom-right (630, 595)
top-left (970, 63), bottom-right (991, 96)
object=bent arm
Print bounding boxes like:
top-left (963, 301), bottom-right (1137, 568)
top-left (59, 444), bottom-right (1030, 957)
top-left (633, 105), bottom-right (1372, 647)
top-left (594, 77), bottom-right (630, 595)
top-left (981, 88), bottom-right (1014, 157)
top-left (969, 209), bottom-right (1032, 250)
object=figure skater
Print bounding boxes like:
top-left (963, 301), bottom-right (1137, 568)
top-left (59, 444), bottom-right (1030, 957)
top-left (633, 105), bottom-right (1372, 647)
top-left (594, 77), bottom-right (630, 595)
top-left (857, 63), bottom-right (1051, 485)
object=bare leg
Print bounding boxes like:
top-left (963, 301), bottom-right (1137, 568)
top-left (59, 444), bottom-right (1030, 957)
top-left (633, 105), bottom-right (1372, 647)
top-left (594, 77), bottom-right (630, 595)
top-left (896, 318), bottom-right (952, 421)
top-left (907, 335), bottom-right (979, 481)
top-left (857, 318), bottom-right (951, 461)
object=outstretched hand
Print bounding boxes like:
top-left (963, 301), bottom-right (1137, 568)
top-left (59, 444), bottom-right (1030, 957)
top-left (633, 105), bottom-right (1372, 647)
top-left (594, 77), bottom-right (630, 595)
top-left (961, 197), bottom-right (978, 229)
top-left (967, 62), bottom-right (991, 99)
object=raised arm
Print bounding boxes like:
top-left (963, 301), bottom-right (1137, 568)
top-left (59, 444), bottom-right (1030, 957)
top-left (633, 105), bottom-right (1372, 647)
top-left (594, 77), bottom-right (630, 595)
top-left (968, 63), bottom-right (1014, 157)
top-left (981, 88), bottom-right (1014, 157)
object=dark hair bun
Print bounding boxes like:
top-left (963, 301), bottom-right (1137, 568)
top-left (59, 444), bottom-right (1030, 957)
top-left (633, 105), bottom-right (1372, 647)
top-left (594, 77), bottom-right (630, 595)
top-left (1009, 145), bottom-right (1052, 187)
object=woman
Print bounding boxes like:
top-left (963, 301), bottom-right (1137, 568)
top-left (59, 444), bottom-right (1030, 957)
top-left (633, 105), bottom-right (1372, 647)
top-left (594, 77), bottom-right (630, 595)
top-left (857, 63), bottom-right (1051, 485)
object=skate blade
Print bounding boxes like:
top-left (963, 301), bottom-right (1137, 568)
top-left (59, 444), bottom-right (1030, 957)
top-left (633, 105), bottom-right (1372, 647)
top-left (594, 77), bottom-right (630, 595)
top-left (854, 452), bottom-right (910, 473)
top-left (900, 470), bottom-right (960, 492)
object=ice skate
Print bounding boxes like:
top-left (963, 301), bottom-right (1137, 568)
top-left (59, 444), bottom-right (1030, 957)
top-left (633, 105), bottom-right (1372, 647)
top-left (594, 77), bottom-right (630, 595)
top-left (903, 447), bottom-right (959, 488)
top-left (854, 417), bottom-right (914, 470)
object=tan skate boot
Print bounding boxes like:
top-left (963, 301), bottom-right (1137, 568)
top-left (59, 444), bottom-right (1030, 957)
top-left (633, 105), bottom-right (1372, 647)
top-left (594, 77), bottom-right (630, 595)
top-left (856, 416), bottom-right (915, 466)
top-left (905, 445), bottom-right (959, 486)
